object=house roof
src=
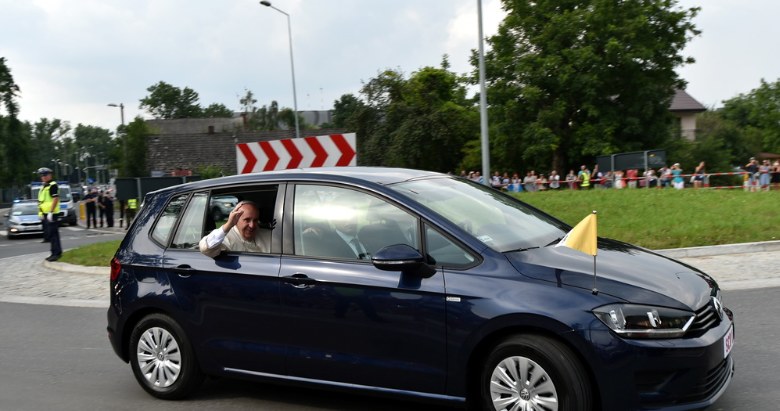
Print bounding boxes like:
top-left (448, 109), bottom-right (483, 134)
top-left (669, 89), bottom-right (707, 113)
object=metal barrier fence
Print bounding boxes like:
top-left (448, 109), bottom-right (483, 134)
top-left (499, 170), bottom-right (778, 191)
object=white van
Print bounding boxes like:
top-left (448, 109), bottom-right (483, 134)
top-left (30, 182), bottom-right (79, 226)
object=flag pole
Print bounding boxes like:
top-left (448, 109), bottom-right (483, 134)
top-left (591, 210), bottom-right (598, 295)
top-left (555, 209), bottom-right (599, 294)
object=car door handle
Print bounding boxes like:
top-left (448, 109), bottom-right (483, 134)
top-left (174, 264), bottom-right (196, 278)
top-left (282, 273), bottom-right (317, 289)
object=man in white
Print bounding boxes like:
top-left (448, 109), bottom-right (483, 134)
top-left (199, 201), bottom-right (269, 257)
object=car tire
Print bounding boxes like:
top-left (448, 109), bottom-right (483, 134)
top-left (129, 313), bottom-right (204, 400)
top-left (479, 334), bottom-right (592, 411)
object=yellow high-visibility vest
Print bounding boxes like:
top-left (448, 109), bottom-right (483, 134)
top-left (581, 172), bottom-right (591, 187)
top-left (38, 181), bottom-right (58, 217)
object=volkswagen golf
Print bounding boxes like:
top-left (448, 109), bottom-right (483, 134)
top-left (107, 167), bottom-right (734, 410)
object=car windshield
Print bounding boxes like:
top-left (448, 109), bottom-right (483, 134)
top-left (212, 195), bottom-right (238, 205)
top-left (389, 176), bottom-right (568, 252)
top-left (59, 186), bottom-right (72, 202)
top-left (12, 203), bottom-right (39, 215)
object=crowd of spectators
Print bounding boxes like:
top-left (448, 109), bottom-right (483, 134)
top-left (459, 157), bottom-right (780, 192)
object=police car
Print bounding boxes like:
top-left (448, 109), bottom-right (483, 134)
top-left (4, 200), bottom-right (44, 238)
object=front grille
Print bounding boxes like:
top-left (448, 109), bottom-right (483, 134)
top-left (678, 356), bottom-right (734, 404)
top-left (637, 356), bottom-right (734, 408)
top-left (687, 302), bottom-right (721, 336)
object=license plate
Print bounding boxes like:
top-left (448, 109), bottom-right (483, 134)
top-left (723, 325), bottom-right (734, 358)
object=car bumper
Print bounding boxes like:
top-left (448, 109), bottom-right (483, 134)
top-left (106, 304), bottom-right (126, 362)
top-left (7, 224), bottom-right (44, 236)
top-left (59, 208), bottom-right (78, 223)
top-left (588, 308), bottom-right (735, 410)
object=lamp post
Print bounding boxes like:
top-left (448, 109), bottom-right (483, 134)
top-left (107, 103), bottom-right (127, 176)
top-left (259, 0), bottom-right (301, 139)
top-left (477, 0), bottom-right (491, 186)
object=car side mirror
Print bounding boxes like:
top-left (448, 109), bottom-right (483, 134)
top-left (372, 244), bottom-right (436, 278)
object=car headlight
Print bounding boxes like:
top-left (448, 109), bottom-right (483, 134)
top-left (593, 304), bottom-right (695, 339)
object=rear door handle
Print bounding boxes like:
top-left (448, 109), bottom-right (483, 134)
top-left (282, 273), bottom-right (317, 289)
top-left (175, 264), bottom-right (196, 278)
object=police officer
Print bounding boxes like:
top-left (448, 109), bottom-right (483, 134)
top-left (37, 167), bottom-right (62, 261)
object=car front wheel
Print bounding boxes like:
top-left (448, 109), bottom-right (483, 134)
top-left (480, 334), bottom-right (592, 411)
top-left (129, 313), bottom-right (203, 400)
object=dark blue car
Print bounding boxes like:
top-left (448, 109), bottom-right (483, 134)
top-left (107, 167), bottom-right (734, 410)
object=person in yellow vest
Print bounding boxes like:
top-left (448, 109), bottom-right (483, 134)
top-left (578, 165), bottom-right (591, 189)
top-left (37, 167), bottom-right (62, 261)
top-left (125, 198), bottom-right (139, 230)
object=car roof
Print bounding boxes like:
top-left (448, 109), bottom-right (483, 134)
top-left (150, 167), bottom-right (447, 197)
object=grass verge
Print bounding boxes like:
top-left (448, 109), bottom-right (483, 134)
top-left (517, 188), bottom-right (780, 249)
top-left (60, 239), bottom-right (122, 267)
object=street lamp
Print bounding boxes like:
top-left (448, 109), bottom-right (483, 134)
top-left (477, 0), bottom-right (491, 186)
top-left (108, 103), bottom-right (127, 176)
top-left (107, 103), bottom-right (125, 126)
top-left (259, 0), bottom-right (301, 139)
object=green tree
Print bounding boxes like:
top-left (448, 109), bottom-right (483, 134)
top-left (480, 0), bottom-right (700, 173)
top-left (326, 94), bottom-right (365, 129)
top-left (30, 118), bottom-right (70, 170)
top-left (357, 69), bottom-right (409, 166)
top-left (249, 100), bottom-right (279, 130)
top-left (202, 103), bottom-right (234, 118)
top-left (196, 164), bottom-right (224, 179)
top-left (239, 89), bottom-right (258, 114)
top-left (140, 81), bottom-right (203, 119)
top-left (123, 117), bottom-right (151, 177)
top-left (0, 57), bottom-right (20, 117)
top-left (0, 57), bottom-right (32, 193)
top-left (718, 78), bottom-right (780, 154)
top-left (324, 93), bottom-right (380, 161)
top-left (73, 124), bottom-right (113, 183)
top-left (386, 66), bottom-right (478, 171)
top-left (333, 64), bottom-right (478, 171)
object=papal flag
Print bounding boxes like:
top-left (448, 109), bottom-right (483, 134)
top-left (556, 211), bottom-right (597, 256)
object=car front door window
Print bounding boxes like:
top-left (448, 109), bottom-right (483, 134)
top-left (293, 185), bottom-right (418, 260)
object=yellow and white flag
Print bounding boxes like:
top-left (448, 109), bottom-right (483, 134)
top-left (556, 212), bottom-right (597, 256)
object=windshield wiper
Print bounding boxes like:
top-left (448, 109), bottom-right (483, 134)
top-left (505, 246), bottom-right (540, 253)
top-left (545, 237), bottom-right (565, 247)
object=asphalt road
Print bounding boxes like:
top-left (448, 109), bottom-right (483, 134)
top-left (0, 224), bottom-right (124, 260)
top-left (0, 302), bottom-right (453, 411)
top-left (0, 286), bottom-right (773, 411)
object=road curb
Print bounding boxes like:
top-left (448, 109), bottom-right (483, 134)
top-left (656, 240), bottom-right (780, 258)
top-left (43, 259), bottom-right (107, 275)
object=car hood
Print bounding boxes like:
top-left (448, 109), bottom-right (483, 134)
top-left (12, 215), bottom-right (42, 223)
top-left (505, 238), bottom-right (717, 310)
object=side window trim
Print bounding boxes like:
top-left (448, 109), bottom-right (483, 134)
top-left (422, 222), bottom-right (481, 270)
top-left (170, 192), bottom-right (210, 250)
top-left (149, 192), bottom-right (193, 249)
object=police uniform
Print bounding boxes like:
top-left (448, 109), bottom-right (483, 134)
top-left (37, 167), bottom-right (62, 261)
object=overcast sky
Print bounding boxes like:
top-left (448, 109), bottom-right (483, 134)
top-left (1, 0), bottom-right (778, 134)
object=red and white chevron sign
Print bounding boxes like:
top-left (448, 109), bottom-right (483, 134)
top-left (236, 133), bottom-right (357, 174)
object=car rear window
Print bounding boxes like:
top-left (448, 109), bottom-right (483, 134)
top-left (151, 194), bottom-right (189, 246)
